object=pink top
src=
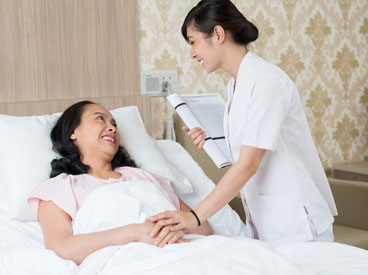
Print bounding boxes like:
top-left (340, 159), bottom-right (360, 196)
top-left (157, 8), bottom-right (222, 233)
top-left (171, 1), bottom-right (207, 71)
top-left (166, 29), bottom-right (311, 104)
top-left (28, 167), bottom-right (180, 221)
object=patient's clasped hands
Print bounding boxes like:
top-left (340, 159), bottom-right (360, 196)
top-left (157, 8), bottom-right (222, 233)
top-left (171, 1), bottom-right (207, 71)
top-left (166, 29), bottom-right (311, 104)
top-left (142, 220), bottom-right (188, 248)
top-left (146, 209), bottom-right (199, 247)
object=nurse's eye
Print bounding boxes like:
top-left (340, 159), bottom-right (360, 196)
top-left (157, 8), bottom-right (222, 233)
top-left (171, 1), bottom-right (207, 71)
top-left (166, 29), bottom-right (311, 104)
top-left (188, 41), bottom-right (194, 45)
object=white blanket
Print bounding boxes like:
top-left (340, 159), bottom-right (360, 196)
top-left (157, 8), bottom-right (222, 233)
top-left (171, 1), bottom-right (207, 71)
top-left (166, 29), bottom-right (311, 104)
top-left (73, 180), bottom-right (178, 234)
top-left (1, 182), bottom-right (368, 275)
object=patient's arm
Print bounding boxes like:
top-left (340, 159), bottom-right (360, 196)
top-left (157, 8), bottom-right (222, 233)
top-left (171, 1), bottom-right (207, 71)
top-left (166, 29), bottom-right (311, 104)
top-left (38, 200), bottom-right (169, 264)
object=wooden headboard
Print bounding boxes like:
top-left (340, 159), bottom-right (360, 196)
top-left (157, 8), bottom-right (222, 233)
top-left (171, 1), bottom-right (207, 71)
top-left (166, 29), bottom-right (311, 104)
top-left (0, 96), bottom-right (152, 134)
top-left (0, 0), bottom-right (151, 133)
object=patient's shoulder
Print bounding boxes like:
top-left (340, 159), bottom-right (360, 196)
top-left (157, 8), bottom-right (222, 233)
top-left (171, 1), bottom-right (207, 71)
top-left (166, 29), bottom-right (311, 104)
top-left (115, 166), bottom-right (168, 182)
top-left (28, 173), bottom-right (79, 221)
top-left (45, 173), bottom-right (71, 183)
top-left (43, 173), bottom-right (89, 185)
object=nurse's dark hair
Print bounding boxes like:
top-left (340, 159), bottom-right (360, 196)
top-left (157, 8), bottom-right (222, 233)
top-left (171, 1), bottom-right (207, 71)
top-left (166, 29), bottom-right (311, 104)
top-left (50, 100), bottom-right (137, 178)
top-left (181, 0), bottom-right (258, 46)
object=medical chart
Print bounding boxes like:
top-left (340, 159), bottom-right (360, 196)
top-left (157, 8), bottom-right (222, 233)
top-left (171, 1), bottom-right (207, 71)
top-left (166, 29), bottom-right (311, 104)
top-left (168, 93), bottom-right (232, 168)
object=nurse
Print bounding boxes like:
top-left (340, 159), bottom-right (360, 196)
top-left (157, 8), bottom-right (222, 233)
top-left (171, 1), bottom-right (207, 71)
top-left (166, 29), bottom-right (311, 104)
top-left (148, 0), bottom-right (337, 245)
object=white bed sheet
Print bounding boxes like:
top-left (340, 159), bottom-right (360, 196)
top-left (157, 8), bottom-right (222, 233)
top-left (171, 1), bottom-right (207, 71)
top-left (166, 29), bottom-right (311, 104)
top-left (1, 204), bottom-right (368, 275)
top-left (0, 140), bottom-right (367, 275)
top-left (0, 208), bottom-right (43, 250)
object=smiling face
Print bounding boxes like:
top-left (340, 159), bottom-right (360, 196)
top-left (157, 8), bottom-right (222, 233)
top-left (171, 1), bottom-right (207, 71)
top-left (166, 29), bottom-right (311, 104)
top-left (70, 104), bottom-right (120, 163)
top-left (187, 25), bottom-right (222, 73)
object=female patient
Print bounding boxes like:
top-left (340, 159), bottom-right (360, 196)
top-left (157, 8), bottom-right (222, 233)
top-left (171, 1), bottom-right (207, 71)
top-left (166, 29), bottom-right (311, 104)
top-left (27, 101), bottom-right (212, 264)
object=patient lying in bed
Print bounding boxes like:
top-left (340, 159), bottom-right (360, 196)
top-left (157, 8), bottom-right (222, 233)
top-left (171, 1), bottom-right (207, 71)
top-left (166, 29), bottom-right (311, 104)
top-left (27, 100), bottom-right (212, 265)
top-left (2, 101), bottom-right (368, 274)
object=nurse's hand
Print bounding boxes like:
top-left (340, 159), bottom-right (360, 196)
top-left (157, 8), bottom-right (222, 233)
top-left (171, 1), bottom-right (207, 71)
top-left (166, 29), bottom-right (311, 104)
top-left (182, 126), bottom-right (206, 149)
top-left (146, 210), bottom-right (198, 236)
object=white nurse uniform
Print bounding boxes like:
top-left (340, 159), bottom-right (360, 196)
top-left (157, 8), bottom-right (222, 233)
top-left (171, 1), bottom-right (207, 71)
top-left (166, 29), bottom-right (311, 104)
top-left (224, 51), bottom-right (337, 246)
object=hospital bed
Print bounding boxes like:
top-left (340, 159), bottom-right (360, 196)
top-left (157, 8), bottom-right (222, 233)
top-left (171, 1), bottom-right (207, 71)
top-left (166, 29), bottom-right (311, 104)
top-left (1, 104), bottom-right (368, 275)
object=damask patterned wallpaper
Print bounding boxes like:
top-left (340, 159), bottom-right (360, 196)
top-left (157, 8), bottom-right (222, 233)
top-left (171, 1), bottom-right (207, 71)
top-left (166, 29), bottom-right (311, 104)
top-left (138, 0), bottom-right (368, 169)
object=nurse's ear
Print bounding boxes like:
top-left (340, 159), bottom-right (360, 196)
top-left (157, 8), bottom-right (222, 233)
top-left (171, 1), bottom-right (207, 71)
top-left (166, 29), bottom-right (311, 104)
top-left (213, 25), bottom-right (226, 44)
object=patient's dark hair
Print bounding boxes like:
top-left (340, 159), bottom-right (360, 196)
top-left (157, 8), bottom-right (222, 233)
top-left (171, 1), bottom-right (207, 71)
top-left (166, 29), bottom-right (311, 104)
top-left (50, 101), bottom-right (137, 178)
top-left (181, 0), bottom-right (258, 46)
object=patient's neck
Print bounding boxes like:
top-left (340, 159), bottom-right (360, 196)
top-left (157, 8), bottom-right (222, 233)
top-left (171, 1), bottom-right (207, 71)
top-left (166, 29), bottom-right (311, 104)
top-left (83, 157), bottom-right (121, 180)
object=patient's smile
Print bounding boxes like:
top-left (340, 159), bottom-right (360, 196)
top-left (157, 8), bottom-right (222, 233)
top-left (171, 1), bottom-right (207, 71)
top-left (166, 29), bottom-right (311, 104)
top-left (102, 135), bottom-right (116, 144)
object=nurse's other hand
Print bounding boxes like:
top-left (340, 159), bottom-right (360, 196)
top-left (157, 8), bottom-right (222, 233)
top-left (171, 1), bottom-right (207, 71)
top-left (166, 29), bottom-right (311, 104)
top-left (182, 126), bottom-right (206, 149)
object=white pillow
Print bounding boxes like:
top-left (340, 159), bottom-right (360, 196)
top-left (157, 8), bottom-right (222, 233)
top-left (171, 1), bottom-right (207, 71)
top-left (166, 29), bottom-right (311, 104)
top-left (156, 140), bottom-right (247, 237)
top-left (0, 106), bottom-right (192, 221)
top-left (0, 113), bottom-right (61, 220)
top-left (111, 107), bottom-right (193, 195)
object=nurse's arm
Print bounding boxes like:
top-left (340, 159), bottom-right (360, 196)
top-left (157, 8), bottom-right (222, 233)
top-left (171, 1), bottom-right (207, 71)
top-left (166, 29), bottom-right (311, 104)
top-left (147, 145), bottom-right (265, 231)
top-left (193, 145), bottom-right (265, 227)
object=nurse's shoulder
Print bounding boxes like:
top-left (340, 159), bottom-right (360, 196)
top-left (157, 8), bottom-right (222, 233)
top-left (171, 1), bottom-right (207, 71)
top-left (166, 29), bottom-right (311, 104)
top-left (245, 52), bottom-right (297, 104)
top-left (250, 53), bottom-right (293, 87)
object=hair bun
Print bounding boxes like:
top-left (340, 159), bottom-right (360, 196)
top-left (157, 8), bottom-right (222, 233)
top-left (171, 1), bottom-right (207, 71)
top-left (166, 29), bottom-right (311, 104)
top-left (234, 21), bottom-right (258, 45)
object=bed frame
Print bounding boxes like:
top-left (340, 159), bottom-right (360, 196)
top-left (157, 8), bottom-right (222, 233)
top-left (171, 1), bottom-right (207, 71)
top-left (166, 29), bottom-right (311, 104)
top-left (0, 96), bottom-right (152, 135)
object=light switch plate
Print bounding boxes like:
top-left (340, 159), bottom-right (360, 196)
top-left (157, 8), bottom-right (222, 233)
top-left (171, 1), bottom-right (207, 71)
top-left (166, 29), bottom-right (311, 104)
top-left (140, 70), bottom-right (178, 96)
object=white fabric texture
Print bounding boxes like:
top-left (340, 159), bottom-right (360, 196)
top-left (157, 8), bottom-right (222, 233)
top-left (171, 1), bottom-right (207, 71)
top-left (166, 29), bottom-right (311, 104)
top-left (0, 112), bottom-right (61, 220)
top-left (0, 106), bottom-right (192, 221)
top-left (73, 181), bottom-right (177, 234)
top-left (111, 107), bottom-right (193, 195)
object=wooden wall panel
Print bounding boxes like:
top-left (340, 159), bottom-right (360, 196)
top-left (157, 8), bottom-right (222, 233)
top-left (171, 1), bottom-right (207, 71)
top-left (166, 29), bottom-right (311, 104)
top-left (0, 0), bottom-right (151, 132)
top-left (0, 0), bottom-right (139, 102)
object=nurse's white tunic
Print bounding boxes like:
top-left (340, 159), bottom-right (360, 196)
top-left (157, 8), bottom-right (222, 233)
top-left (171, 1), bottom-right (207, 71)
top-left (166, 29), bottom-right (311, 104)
top-left (224, 51), bottom-right (337, 246)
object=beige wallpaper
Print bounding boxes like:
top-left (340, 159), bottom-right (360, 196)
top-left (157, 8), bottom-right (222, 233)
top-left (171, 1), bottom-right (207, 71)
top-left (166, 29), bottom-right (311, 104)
top-left (138, 0), bottom-right (368, 169)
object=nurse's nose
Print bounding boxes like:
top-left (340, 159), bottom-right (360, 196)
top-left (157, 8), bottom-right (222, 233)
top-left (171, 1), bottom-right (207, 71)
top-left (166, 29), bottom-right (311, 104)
top-left (190, 47), bottom-right (196, 59)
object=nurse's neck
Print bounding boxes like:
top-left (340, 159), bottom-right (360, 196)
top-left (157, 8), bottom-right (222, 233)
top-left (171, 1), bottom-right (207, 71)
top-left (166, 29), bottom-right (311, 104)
top-left (221, 44), bottom-right (248, 80)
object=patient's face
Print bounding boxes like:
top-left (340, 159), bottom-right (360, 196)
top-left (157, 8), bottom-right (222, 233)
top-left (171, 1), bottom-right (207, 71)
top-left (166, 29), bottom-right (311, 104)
top-left (70, 104), bottom-right (120, 162)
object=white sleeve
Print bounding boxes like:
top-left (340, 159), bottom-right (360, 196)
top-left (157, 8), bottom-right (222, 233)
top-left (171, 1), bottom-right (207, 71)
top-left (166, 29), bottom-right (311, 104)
top-left (241, 77), bottom-right (291, 151)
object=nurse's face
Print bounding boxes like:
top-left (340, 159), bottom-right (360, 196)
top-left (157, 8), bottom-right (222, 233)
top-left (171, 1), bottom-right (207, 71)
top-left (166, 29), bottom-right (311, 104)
top-left (187, 25), bottom-right (222, 73)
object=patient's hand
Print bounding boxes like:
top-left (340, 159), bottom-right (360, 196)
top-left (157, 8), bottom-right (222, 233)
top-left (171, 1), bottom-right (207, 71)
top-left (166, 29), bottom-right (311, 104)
top-left (152, 224), bottom-right (188, 248)
top-left (138, 222), bottom-right (188, 247)
top-left (137, 221), bottom-right (156, 245)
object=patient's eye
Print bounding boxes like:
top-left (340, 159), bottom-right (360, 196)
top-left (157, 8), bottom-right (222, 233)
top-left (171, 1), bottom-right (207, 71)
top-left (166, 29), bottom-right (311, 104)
top-left (97, 115), bottom-right (105, 121)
